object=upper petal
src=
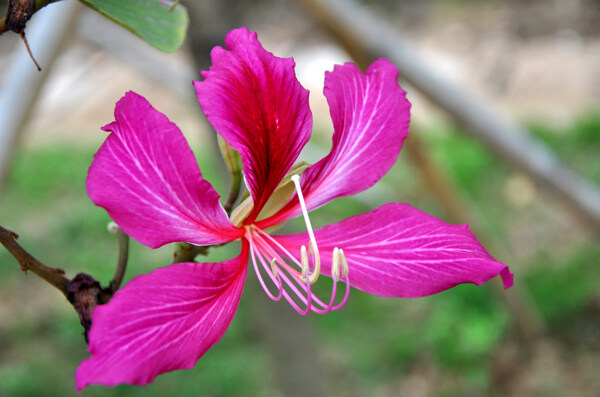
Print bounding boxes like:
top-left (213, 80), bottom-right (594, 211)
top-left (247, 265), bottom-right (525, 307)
top-left (259, 59), bottom-right (410, 228)
top-left (194, 28), bottom-right (312, 222)
top-left (75, 246), bottom-right (248, 390)
top-left (274, 203), bottom-right (512, 298)
top-left (87, 92), bottom-right (242, 248)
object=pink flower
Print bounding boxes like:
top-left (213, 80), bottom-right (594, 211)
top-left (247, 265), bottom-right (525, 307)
top-left (76, 27), bottom-right (512, 390)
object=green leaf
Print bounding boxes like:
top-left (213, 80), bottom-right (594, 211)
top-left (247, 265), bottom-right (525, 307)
top-left (79, 0), bottom-right (189, 52)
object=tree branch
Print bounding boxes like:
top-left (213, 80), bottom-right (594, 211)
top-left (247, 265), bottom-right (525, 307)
top-left (1, 223), bottom-right (132, 342)
top-left (0, 224), bottom-right (69, 296)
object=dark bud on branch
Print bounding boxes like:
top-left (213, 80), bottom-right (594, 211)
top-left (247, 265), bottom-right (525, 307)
top-left (4, 0), bottom-right (42, 71)
top-left (67, 274), bottom-right (103, 343)
top-left (6, 0), bottom-right (35, 33)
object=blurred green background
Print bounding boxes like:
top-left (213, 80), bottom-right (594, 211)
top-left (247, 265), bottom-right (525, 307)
top-left (1, 0), bottom-right (599, 396)
top-left (1, 115), bottom-right (599, 396)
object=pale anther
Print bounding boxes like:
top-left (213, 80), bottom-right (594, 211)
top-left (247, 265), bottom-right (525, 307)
top-left (300, 244), bottom-right (320, 284)
top-left (331, 247), bottom-right (340, 282)
top-left (339, 248), bottom-right (349, 278)
top-left (300, 245), bottom-right (308, 276)
top-left (270, 258), bottom-right (278, 277)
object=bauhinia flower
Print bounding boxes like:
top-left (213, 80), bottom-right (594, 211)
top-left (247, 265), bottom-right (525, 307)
top-left (76, 27), bottom-right (513, 390)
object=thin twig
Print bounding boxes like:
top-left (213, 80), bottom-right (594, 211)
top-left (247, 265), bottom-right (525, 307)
top-left (0, 224), bottom-right (69, 296)
top-left (20, 31), bottom-right (41, 71)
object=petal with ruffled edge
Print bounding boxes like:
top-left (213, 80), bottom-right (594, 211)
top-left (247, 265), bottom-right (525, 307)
top-left (259, 59), bottom-right (410, 228)
top-left (194, 28), bottom-right (312, 222)
top-left (87, 92), bottom-right (242, 248)
top-left (75, 245), bottom-right (248, 390)
top-left (274, 203), bottom-right (512, 298)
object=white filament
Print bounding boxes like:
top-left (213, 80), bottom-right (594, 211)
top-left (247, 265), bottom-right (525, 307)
top-left (291, 174), bottom-right (321, 284)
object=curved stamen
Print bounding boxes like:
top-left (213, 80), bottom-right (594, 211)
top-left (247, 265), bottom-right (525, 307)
top-left (251, 228), bottom-right (303, 277)
top-left (291, 174), bottom-right (321, 284)
top-left (249, 225), bottom-right (351, 314)
top-left (247, 228), bottom-right (283, 301)
top-left (329, 249), bottom-right (351, 312)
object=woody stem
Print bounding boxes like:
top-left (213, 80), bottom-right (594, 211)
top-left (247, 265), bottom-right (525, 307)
top-left (0, 224), bottom-right (69, 297)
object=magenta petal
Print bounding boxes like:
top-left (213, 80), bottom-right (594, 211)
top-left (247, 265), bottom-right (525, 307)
top-left (274, 203), bottom-right (512, 298)
top-left (194, 28), bottom-right (312, 221)
top-left (75, 247), bottom-right (248, 390)
top-left (87, 92), bottom-right (242, 248)
top-left (260, 59), bottom-right (410, 227)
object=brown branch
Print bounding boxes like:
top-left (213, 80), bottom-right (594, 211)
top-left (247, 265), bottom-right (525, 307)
top-left (0, 223), bottom-right (131, 342)
top-left (0, 224), bottom-right (69, 296)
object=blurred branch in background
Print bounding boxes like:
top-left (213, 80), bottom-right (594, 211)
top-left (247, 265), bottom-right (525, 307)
top-left (296, 0), bottom-right (550, 376)
top-left (0, 0), bottom-right (190, 188)
top-left (296, 0), bottom-right (600, 236)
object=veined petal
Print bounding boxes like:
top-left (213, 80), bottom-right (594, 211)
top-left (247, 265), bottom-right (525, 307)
top-left (194, 28), bottom-right (312, 222)
top-left (87, 92), bottom-right (242, 248)
top-left (75, 246), bottom-right (248, 390)
top-left (259, 59), bottom-right (410, 228)
top-left (273, 203), bottom-right (512, 298)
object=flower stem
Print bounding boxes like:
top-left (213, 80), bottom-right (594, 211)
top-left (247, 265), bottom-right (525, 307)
top-left (223, 170), bottom-right (242, 214)
top-left (100, 226), bottom-right (130, 302)
top-left (218, 135), bottom-right (244, 215)
top-left (173, 242), bottom-right (210, 263)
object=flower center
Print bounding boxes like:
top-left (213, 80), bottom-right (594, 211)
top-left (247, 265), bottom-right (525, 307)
top-left (244, 174), bottom-right (350, 315)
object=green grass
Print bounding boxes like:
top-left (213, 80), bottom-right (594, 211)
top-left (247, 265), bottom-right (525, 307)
top-left (1, 112), bottom-right (599, 396)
